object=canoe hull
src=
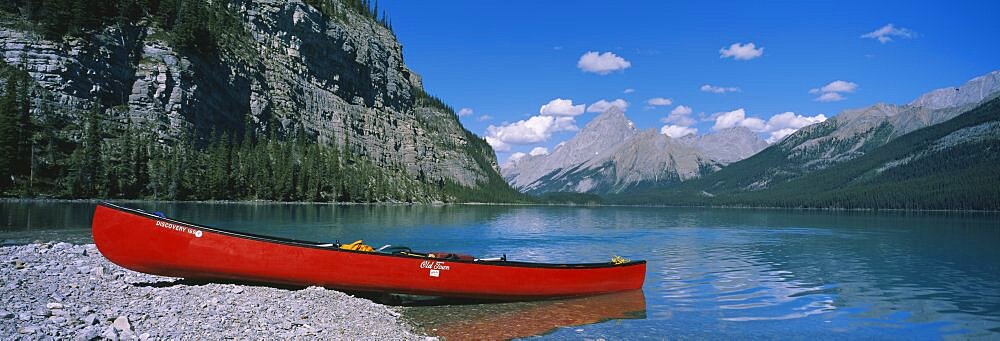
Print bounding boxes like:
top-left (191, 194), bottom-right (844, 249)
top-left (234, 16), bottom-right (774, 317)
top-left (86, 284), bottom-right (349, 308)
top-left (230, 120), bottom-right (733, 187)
top-left (91, 204), bottom-right (646, 299)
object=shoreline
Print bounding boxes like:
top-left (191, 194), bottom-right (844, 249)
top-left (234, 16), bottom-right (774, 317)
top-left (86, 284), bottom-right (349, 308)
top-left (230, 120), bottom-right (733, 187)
top-left (3, 197), bottom-right (999, 214)
top-left (1, 243), bottom-right (427, 340)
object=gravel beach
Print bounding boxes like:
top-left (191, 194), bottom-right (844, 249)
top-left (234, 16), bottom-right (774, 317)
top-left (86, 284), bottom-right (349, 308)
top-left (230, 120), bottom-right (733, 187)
top-left (0, 242), bottom-right (427, 340)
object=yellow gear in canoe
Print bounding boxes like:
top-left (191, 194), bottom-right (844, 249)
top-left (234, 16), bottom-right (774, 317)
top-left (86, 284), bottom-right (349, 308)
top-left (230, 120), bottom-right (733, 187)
top-left (339, 240), bottom-right (374, 252)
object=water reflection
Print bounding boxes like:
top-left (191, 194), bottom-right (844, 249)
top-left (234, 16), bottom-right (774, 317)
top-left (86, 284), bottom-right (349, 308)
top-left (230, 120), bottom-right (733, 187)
top-left (2, 202), bottom-right (999, 339)
top-left (406, 290), bottom-right (646, 340)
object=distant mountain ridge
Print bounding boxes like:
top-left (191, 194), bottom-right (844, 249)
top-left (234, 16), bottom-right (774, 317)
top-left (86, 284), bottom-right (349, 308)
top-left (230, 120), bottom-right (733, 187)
top-left (613, 94), bottom-right (1000, 210)
top-left (678, 127), bottom-right (770, 164)
top-left (604, 69), bottom-right (1000, 210)
top-left (688, 70), bottom-right (1000, 194)
top-left (507, 69), bottom-right (1000, 210)
top-left (501, 107), bottom-right (769, 194)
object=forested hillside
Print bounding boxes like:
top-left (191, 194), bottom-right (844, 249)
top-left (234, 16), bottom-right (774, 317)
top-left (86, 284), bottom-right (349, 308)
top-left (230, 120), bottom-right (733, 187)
top-left (0, 0), bottom-right (527, 203)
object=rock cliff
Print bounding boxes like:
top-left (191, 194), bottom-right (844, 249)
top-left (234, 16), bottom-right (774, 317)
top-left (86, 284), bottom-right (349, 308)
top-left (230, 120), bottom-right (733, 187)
top-left (0, 0), bottom-right (504, 198)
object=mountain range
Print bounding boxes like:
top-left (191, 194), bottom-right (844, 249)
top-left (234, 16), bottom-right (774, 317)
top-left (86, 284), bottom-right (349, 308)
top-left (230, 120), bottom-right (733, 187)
top-left (665, 70), bottom-right (1000, 194)
top-left (510, 70), bottom-right (1000, 209)
top-left (2, 0), bottom-right (995, 209)
top-left (501, 107), bottom-right (769, 194)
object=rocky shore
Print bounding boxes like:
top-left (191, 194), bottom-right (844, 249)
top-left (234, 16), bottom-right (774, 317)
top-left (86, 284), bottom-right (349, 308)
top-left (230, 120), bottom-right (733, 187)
top-left (1, 243), bottom-right (425, 340)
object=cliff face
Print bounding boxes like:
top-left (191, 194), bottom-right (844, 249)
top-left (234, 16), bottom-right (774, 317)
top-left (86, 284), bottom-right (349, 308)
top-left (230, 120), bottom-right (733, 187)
top-left (0, 0), bottom-right (497, 191)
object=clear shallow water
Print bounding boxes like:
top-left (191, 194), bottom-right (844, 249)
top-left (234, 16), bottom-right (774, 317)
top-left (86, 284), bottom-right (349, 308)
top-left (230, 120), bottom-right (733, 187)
top-left (2, 201), bottom-right (999, 339)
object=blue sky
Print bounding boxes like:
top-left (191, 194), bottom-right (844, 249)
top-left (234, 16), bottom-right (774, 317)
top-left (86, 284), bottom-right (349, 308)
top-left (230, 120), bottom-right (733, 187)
top-left (379, 0), bottom-right (1000, 161)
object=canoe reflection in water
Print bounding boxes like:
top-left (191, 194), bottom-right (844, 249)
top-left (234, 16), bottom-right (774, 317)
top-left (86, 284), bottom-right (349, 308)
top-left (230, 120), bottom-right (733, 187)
top-left (405, 290), bottom-right (646, 340)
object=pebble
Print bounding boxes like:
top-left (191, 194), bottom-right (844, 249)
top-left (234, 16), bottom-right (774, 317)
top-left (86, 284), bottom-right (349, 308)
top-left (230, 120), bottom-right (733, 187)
top-left (84, 313), bottom-right (99, 325)
top-left (0, 243), bottom-right (422, 339)
top-left (74, 326), bottom-right (100, 341)
top-left (33, 307), bottom-right (51, 317)
top-left (101, 325), bottom-right (118, 340)
top-left (112, 316), bottom-right (132, 332)
top-left (120, 330), bottom-right (137, 340)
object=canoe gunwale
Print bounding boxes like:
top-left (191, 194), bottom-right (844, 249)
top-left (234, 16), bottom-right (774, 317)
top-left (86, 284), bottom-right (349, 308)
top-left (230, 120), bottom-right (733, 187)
top-left (97, 202), bottom-right (647, 270)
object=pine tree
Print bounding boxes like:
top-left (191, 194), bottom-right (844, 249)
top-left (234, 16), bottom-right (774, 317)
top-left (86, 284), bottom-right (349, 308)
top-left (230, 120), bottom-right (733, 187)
top-left (69, 105), bottom-right (105, 197)
top-left (13, 77), bottom-right (32, 179)
top-left (0, 78), bottom-right (16, 192)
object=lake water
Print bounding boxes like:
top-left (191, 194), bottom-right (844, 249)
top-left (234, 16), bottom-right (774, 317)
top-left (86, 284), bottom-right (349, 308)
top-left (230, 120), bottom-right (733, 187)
top-left (2, 201), bottom-right (999, 339)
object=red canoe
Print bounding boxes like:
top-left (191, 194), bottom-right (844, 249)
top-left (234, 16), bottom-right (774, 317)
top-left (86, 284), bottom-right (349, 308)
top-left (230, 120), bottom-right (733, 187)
top-left (91, 203), bottom-right (646, 300)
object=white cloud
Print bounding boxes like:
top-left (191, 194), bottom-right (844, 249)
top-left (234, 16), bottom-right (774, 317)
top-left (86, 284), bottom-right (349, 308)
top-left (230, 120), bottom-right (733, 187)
top-left (767, 112), bottom-right (828, 131)
top-left (719, 42), bottom-right (764, 60)
top-left (764, 112), bottom-right (828, 142)
top-left (477, 114), bottom-right (493, 121)
top-left (586, 99), bottom-right (629, 113)
top-left (701, 84), bottom-right (741, 94)
top-left (661, 125), bottom-right (698, 138)
top-left (712, 109), bottom-right (750, 131)
top-left (740, 117), bottom-right (768, 132)
top-left (529, 147), bottom-right (549, 156)
top-left (457, 107), bottom-right (473, 117)
top-left (484, 115), bottom-right (578, 152)
top-left (508, 152), bottom-right (527, 163)
top-left (815, 92), bottom-right (845, 102)
top-left (861, 24), bottom-right (915, 43)
top-left (577, 51), bottom-right (632, 75)
top-left (810, 80), bottom-right (858, 94)
top-left (539, 98), bottom-right (585, 116)
top-left (646, 97), bottom-right (673, 106)
top-left (623, 88), bottom-right (635, 94)
top-left (485, 136), bottom-right (510, 152)
top-left (767, 128), bottom-right (799, 143)
top-left (661, 105), bottom-right (696, 126)
top-left (670, 105), bottom-right (693, 116)
top-left (810, 80), bottom-right (858, 102)
top-left (712, 108), bottom-right (828, 142)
